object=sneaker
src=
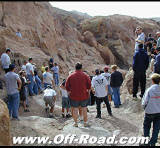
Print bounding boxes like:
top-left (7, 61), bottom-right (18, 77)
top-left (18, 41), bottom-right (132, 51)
top-left (84, 123), bottom-right (91, 127)
top-left (139, 94), bottom-right (143, 98)
top-left (49, 113), bottom-right (54, 118)
top-left (133, 97), bottom-right (138, 101)
top-left (114, 106), bottom-right (119, 108)
top-left (24, 109), bottom-right (30, 112)
top-left (96, 115), bottom-right (101, 119)
top-left (109, 113), bottom-right (113, 116)
top-left (62, 114), bottom-right (65, 118)
top-left (45, 107), bottom-right (49, 112)
top-left (66, 114), bottom-right (72, 118)
top-left (12, 118), bottom-right (20, 121)
top-left (73, 123), bottom-right (78, 127)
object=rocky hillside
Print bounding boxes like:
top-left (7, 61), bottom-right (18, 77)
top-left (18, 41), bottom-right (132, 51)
top-left (79, 14), bottom-right (160, 68)
top-left (0, 2), bottom-right (115, 79)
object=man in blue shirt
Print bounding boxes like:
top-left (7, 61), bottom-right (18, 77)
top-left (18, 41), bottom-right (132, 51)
top-left (51, 63), bottom-right (59, 86)
top-left (132, 44), bottom-right (149, 100)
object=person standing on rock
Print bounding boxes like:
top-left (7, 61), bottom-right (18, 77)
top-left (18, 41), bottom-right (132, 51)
top-left (4, 64), bottom-right (22, 120)
top-left (132, 44), bottom-right (149, 100)
top-left (0, 48), bottom-right (11, 73)
top-left (142, 73), bottom-right (160, 146)
top-left (65, 62), bottom-right (91, 127)
top-left (26, 58), bottom-right (35, 96)
top-left (156, 32), bottom-right (160, 48)
top-left (154, 47), bottom-right (160, 74)
top-left (134, 26), bottom-right (145, 52)
top-left (110, 65), bottom-right (123, 108)
top-left (42, 66), bottom-right (54, 89)
top-left (51, 63), bottom-right (59, 86)
top-left (91, 69), bottom-right (112, 118)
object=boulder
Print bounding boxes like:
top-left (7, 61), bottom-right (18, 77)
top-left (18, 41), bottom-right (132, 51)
top-left (0, 99), bottom-right (11, 146)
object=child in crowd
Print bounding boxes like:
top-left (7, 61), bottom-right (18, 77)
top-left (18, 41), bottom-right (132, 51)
top-left (43, 85), bottom-right (56, 118)
top-left (19, 70), bottom-right (30, 112)
top-left (142, 73), bottom-right (160, 146)
top-left (60, 79), bottom-right (71, 118)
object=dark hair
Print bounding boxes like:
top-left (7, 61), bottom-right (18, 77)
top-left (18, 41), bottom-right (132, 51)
top-left (34, 70), bottom-right (37, 76)
top-left (54, 63), bottom-right (57, 66)
top-left (148, 33), bottom-right (152, 37)
top-left (95, 69), bottom-right (100, 75)
top-left (138, 44), bottom-right (143, 49)
top-left (62, 79), bottom-right (66, 86)
top-left (75, 62), bottom-right (82, 70)
top-left (45, 66), bottom-right (49, 71)
top-left (153, 43), bottom-right (157, 46)
top-left (6, 48), bottom-right (11, 53)
top-left (29, 57), bottom-right (32, 62)
top-left (100, 70), bottom-right (104, 74)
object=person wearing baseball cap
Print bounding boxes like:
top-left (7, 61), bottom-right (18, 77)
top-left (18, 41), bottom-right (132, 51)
top-left (135, 26), bottom-right (145, 52)
top-left (4, 64), bottom-right (22, 120)
top-left (0, 48), bottom-right (11, 73)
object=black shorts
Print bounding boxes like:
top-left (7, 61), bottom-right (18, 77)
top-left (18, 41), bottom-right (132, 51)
top-left (69, 98), bottom-right (89, 108)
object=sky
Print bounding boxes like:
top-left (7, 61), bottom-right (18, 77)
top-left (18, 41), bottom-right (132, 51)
top-left (50, 2), bottom-right (160, 18)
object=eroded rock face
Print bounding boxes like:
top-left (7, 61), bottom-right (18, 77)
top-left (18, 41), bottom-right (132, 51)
top-left (80, 15), bottom-right (160, 68)
top-left (0, 99), bottom-right (11, 146)
top-left (0, 2), bottom-right (116, 79)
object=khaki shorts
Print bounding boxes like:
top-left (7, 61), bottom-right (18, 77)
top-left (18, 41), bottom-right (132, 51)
top-left (43, 96), bottom-right (55, 107)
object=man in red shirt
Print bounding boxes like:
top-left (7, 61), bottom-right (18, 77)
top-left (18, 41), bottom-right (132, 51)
top-left (66, 62), bottom-right (91, 127)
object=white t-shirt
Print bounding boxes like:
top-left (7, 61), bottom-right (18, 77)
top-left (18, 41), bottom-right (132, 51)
top-left (101, 72), bottom-right (111, 85)
top-left (44, 88), bottom-right (56, 97)
top-left (26, 62), bottom-right (34, 75)
top-left (43, 72), bottom-right (53, 85)
top-left (135, 32), bottom-right (145, 51)
top-left (91, 75), bottom-right (108, 98)
top-left (21, 65), bottom-right (26, 72)
top-left (0, 53), bottom-right (11, 69)
top-left (60, 88), bottom-right (68, 98)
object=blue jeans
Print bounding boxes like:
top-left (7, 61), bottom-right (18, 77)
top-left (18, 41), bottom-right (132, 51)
top-left (33, 81), bottom-right (38, 95)
top-left (27, 74), bottom-right (34, 95)
top-left (54, 73), bottom-right (59, 86)
top-left (112, 87), bottom-right (121, 107)
top-left (35, 75), bottom-right (43, 91)
top-left (44, 83), bottom-right (52, 89)
top-left (8, 93), bottom-right (20, 119)
top-left (24, 86), bottom-right (29, 105)
top-left (143, 113), bottom-right (160, 146)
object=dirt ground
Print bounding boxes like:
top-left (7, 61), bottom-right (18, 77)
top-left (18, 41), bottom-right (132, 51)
top-left (10, 90), bottom-right (150, 146)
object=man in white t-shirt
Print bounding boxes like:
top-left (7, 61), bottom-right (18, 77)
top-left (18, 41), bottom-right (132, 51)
top-left (0, 48), bottom-right (11, 73)
top-left (43, 66), bottom-right (54, 89)
top-left (43, 85), bottom-right (56, 118)
top-left (26, 57), bottom-right (35, 96)
top-left (135, 26), bottom-right (145, 52)
top-left (91, 69), bottom-right (112, 119)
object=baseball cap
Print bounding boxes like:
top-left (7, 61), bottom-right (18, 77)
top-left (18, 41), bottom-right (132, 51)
top-left (104, 66), bottom-right (109, 71)
top-left (9, 64), bottom-right (16, 70)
